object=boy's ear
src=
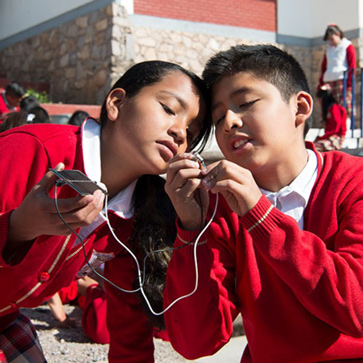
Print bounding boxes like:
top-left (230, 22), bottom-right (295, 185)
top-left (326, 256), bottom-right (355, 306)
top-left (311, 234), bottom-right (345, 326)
top-left (294, 91), bottom-right (313, 128)
top-left (105, 88), bottom-right (126, 122)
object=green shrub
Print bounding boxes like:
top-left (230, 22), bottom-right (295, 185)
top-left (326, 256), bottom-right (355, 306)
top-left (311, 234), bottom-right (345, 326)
top-left (26, 89), bottom-right (51, 103)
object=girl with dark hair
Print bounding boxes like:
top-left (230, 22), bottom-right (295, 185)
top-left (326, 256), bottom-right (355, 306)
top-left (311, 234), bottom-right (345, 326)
top-left (0, 60), bottom-right (211, 362)
top-left (314, 86), bottom-right (347, 151)
top-left (318, 24), bottom-right (356, 117)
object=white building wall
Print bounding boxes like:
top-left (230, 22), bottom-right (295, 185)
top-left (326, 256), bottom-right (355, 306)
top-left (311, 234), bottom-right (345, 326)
top-left (0, 0), bottom-right (93, 39)
top-left (0, 0), bottom-right (134, 41)
top-left (278, 0), bottom-right (360, 39)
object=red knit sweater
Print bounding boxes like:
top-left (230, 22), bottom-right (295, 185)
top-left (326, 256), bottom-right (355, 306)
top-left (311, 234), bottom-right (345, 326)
top-left (164, 144), bottom-right (363, 362)
top-left (0, 123), bottom-right (158, 362)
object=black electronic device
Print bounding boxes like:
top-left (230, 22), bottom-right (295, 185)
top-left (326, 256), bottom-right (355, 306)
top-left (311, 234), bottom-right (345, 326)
top-left (50, 169), bottom-right (108, 196)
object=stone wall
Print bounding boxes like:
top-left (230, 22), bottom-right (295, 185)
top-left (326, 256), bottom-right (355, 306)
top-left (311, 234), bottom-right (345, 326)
top-left (0, 3), bottom-right (133, 105)
top-left (132, 28), bottom-right (252, 77)
top-left (0, 1), bottom-right (359, 129)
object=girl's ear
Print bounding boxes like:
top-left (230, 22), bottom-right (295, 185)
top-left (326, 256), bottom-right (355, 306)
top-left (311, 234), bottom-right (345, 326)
top-left (295, 91), bottom-right (313, 128)
top-left (105, 88), bottom-right (126, 122)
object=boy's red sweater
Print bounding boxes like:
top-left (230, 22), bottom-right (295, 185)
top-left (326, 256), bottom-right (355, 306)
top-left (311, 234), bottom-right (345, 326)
top-left (164, 143), bottom-right (363, 362)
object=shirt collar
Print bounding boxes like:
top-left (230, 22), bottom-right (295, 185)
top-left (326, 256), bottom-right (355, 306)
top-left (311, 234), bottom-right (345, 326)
top-left (260, 149), bottom-right (318, 209)
top-left (81, 118), bottom-right (136, 219)
top-left (286, 149), bottom-right (317, 206)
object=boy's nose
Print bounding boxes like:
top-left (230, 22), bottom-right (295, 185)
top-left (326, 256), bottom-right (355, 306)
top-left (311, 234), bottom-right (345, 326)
top-left (224, 110), bottom-right (243, 132)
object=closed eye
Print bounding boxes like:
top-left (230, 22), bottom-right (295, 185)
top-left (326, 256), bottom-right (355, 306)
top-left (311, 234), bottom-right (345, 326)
top-left (239, 99), bottom-right (258, 109)
top-left (161, 103), bottom-right (175, 116)
top-left (213, 100), bottom-right (259, 126)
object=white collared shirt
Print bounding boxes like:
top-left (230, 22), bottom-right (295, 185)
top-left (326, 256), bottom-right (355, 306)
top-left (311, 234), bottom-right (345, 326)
top-left (75, 119), bottom-right (137, 243)
top-left (260, 149), bottom-right (318, 230)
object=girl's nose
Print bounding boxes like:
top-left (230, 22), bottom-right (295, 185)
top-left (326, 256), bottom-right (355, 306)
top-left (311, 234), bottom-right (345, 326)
top-left (168, 119), bottom-right (187, 145)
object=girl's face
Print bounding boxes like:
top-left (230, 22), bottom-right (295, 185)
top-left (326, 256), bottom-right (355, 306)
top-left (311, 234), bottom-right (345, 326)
top-left (106, 71), bottom-right (206, 176)
top-left (327, 33), bottom-right (341, 46)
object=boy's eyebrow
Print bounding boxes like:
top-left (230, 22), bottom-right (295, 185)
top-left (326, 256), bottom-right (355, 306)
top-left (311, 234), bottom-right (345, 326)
top-left (212, 87), bottom-right (251, 111)
top-left (159, 90), bottom-right (187, 109)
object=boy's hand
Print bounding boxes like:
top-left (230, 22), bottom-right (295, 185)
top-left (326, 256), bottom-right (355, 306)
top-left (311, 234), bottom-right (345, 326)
top-left (165, 153), bottom-right (209, 231)
top-left (8, 163), bottom-right (105, 243)
top-left (202, 160), bottom-right (262, 217)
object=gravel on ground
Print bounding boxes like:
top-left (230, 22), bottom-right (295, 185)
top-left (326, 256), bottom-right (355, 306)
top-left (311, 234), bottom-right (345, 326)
top-left (22, 304), bottom-right (189, 363)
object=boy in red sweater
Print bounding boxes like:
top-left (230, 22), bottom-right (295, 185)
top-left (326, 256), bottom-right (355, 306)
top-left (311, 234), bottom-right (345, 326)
top-left (0, 81), bottom-right (25, 120)
top-left (164, 44), bottom-right (363, 362)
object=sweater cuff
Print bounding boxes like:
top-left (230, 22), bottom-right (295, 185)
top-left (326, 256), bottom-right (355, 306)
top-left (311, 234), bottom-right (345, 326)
top-left (240, 195), bottom-right (283, 237)
top-left (175, 218), bottom-right (206, 247)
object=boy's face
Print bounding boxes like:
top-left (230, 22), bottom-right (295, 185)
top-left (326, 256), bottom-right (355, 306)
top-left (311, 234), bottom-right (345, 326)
top-left (6, 93), bottom-right (21, 107)
top-left (211, 72), bottom-right (306, 188)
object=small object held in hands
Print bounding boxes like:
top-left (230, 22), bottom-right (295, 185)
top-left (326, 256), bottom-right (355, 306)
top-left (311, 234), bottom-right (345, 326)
top-left (192, 151), bottom-right (207, 171)
top-left (50, 169), bottom-right (108, 196)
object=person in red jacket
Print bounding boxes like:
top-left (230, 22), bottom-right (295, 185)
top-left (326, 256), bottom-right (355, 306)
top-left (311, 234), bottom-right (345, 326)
top-left (0, 81), bottom-right (25, 121)
top-left (45, 275), bottom-right (111, 344)
top-left (0, 61), bottom-right (211, 362)
top-left (47, 272), bottom-right (169, 344)
top-left (164, 44), bottom-right (363, 362)
top-left (318, 24), bottom-right (356, 117)
top-left (314, 85), bottom-right (347, 151)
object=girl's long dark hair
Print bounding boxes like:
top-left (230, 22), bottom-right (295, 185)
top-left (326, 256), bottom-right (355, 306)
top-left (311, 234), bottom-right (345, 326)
top-left (99, 61), bottom-right (212, 329)
top-left (131, 175), bottom-right (176, 329)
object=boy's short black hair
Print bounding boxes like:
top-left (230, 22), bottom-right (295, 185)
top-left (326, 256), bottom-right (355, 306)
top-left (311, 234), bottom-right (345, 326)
top-left (5, 81), bottom-right (25, 98)
top-left (202, 44), bottom-right (312, 136)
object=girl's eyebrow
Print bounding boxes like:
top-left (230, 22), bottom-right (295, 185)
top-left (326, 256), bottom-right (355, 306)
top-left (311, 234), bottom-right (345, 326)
top-left (159, 90), bottom-right (187, 109)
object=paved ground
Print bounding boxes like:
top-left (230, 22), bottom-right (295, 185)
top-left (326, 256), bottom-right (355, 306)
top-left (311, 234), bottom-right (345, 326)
top-left (23, 305), bottom-right (246, 363)
top-left (194, 335), bottom-right (246, 363)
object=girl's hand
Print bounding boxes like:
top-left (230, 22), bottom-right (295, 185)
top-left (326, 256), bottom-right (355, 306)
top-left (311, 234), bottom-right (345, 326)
top-left (165, 153), bottom-right (209, 231)
top-left (201, 160), bottom-right (262, 217)
top-left (8, 163), bottom-right (105, 243)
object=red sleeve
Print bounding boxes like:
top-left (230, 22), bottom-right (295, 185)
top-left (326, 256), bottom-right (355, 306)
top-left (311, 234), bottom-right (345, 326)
top-left (58, 280), bottom-right (79, 304)
top-left (81, 284), bottom-right (110, 344)
top-left (340, 105), bottom-right (347, 137)
top-left (164, 195), bottom-right (239, 360)
top-left (243, 191), bottom-right (363, 338)
top-left (318, 53), bottom-right (327, 89)
top-left (105, 252), bottom-right (155, 363)
top-left (346, 44), bottom-right (356, 88)
top-left (0, 131), bottom-right (51, 267)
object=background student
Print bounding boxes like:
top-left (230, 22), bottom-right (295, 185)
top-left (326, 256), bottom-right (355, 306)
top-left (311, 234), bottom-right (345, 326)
top-left (0, 81), bottom-right (25, 121)
top-left (318, 24), bottom-right (356, 117)
top-left (314, 85), bottom-right (347, 151)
